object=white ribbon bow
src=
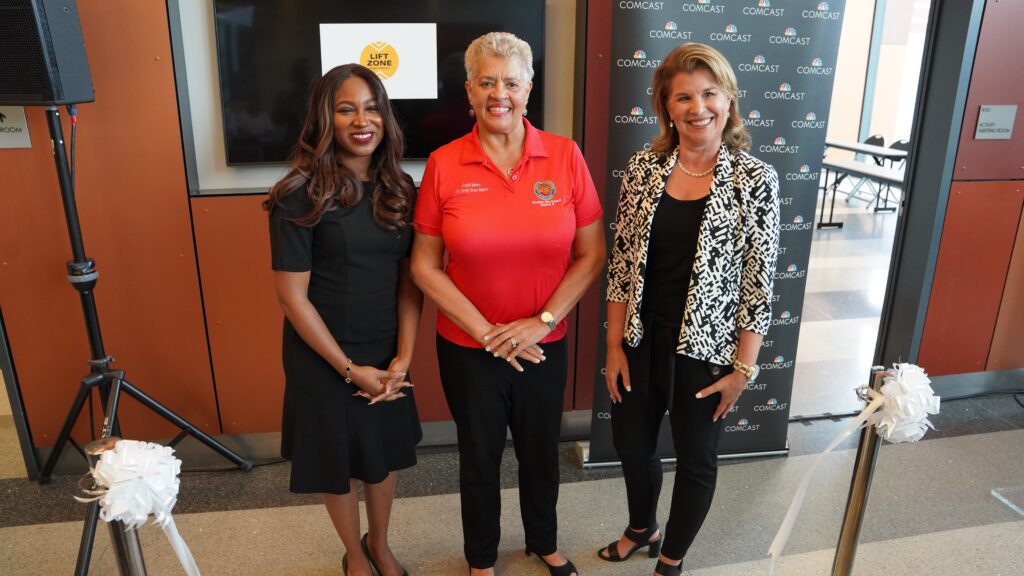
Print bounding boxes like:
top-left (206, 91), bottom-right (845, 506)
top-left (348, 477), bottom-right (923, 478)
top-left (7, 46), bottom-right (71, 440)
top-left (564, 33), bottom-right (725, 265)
top-left (767, 363), bottom-right (939, 573)
top-left (76, 439), bottom-right (200, 576)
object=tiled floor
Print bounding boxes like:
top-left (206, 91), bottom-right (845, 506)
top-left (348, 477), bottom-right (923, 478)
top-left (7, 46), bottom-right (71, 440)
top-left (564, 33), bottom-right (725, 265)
top-left (791, 190), bottom-right (899, 417)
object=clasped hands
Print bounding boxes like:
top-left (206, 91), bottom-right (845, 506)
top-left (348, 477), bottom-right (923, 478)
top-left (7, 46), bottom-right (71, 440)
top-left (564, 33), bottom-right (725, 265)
top-left (349, 357), bottom-right (413, 404)
top-left (480, 317), bottom-right (551, 372)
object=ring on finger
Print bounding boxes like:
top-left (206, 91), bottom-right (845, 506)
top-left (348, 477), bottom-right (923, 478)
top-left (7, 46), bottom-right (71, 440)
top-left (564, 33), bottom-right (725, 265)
top-left (510, 338), bottom-right (519, 348)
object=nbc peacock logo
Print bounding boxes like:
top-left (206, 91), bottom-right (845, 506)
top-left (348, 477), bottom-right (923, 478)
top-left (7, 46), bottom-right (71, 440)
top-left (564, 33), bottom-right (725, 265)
top-left (787, 264), bottom-right (798, 272)
top-left (806, 112), bottom-right (817, 121)
top-left (725, 24), bottom-right (738, 33)
top-left (665, 21), bottom-right (679, 30)
top-left (774, 355), bottom-right (785, 362)
top-left (738, 418), bottom-right (750, 426)
top-left (631, 106), bottom-right (644, 116)
top-left (634, 49), bottom-right (647, 59)
top-left (749, 110), bottom-right (762, 119)
top-left (799, 164), bottom-right (810, 173)
top-left (818, 1), bottom-right (830, 9)
top-left (759, 0), bottom-right (771, 6)
top-left (784, 27), bottom-right (797, 36)
top-left (754, 55), bottom-right (767, 64)
top-left (774, 137), bottom-right (786, 145)
top-left (779, 82), bottom-right (792, 91)
top-left (793, 215), bottom-right (804, 223)
top-left (811, 57), bottom-right (824, 67)
top-left (360, 42), bottom-right (399, 80)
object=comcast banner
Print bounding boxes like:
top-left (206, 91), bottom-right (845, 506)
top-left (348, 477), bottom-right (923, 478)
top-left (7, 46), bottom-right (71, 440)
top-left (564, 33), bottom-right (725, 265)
top-left (588, 0), bottom-right (846, 461)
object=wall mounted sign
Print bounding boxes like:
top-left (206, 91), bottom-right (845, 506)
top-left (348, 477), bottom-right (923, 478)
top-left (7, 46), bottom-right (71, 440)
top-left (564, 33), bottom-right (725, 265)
top-left (974, 105), bottom-right (1017, 140)
top-left (0, 106), bottom-right (31, 149)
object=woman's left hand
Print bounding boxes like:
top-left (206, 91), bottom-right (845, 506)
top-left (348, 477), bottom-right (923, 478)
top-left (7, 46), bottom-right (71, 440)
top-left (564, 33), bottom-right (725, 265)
top-left (696, 370), bottom-right (747, 422)
top-left (353, 356), bottom-right (413, 404)
top-left (482, 318), bottom-right (550, 367)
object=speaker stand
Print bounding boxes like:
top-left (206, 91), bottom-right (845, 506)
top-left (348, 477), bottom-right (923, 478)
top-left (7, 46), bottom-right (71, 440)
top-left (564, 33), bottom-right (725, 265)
top-left (34, 107), bottom-right (252, 575)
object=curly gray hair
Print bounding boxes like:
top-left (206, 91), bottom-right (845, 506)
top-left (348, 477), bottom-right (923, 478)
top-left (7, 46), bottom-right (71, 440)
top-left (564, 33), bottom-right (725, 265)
top-left (464, 32), bottom-right (534, 81)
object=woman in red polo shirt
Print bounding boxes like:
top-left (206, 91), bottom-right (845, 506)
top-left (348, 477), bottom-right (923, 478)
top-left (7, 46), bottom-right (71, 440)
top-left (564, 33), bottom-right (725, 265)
top-left (411, 32), bottom-right (605, 576)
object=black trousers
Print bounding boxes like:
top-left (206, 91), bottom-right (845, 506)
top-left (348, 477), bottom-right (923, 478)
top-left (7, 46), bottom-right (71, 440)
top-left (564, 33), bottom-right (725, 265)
top-left (610, 318), bottom-right (730, 560)
top-left (437, 335), bottom-right (568, 569)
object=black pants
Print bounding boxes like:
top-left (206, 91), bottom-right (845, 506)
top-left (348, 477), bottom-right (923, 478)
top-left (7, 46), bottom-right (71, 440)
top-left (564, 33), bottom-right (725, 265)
top-left (610, 319), bottom-right (729, 560)
top-left (437, 335), bottom-right (568, 569)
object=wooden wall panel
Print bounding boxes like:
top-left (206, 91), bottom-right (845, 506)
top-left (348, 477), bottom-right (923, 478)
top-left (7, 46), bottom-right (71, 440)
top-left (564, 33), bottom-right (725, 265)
top-left (953, 0), bottom-right (1024, 181)
top-left (918, 182), bottom-right (1024, 375)
top-left (0, 1), bottom-right (218, 446)
top-left (191, 196), bottom-right (282, 433)
top-left (988, 193), bottom-right (1024, 371)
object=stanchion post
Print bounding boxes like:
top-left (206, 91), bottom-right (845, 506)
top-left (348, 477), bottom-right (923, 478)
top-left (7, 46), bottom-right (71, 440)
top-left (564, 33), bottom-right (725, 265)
top-left (831, 366), bottom-right (887, 576)
top-left (108, 521), bottom-right (147, 576)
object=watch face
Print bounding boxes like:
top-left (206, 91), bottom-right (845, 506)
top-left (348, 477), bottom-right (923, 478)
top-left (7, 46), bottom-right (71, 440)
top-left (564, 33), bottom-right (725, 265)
top-left (541, 312), bottom-right (554, 323)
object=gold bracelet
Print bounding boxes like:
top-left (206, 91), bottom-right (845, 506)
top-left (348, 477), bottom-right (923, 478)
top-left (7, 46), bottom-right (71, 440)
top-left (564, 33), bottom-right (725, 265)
top-left (344, 360), bottom-right (353, 384)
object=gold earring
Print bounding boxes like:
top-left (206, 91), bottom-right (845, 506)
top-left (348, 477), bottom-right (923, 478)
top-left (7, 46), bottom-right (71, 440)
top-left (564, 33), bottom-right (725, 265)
top-left (469, 108), bottom-right (475, 117)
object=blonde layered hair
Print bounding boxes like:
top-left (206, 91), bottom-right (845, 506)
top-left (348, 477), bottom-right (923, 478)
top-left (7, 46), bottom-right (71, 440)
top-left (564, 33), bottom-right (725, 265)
top-left (650, 43), bottom-right (751, 154)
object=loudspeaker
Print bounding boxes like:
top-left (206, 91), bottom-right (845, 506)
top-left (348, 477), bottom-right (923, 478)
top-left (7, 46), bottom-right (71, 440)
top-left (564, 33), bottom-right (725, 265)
top-left (0, 0), bottom-right (94, 106)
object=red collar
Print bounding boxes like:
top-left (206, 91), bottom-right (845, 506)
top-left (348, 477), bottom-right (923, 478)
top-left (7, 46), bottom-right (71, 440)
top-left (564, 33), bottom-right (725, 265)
top-left (459, 118), bottom-right (549, 165)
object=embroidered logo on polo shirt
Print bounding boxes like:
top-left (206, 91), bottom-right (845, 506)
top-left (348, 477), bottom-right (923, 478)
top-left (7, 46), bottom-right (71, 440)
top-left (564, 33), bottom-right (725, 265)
top-left (456, 182), bottom-right (489, 194)
top-left (533, 180), bottom-right (556, 200)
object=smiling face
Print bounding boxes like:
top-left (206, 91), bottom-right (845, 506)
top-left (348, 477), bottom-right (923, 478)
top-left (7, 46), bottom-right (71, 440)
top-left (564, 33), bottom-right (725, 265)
top-left (465, 55), bottom-right (532, 136)
top-left (665, 68), bottom-right (731, 154)
top-left (332, 76), bottom-right (382, 175)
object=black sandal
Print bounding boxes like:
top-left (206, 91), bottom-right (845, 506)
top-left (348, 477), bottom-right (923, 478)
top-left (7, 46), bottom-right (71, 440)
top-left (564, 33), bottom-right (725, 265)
top-left (361, 533), bottom-right (409, 576)
top-left (525, 548), bottom-right (579, 576)
top-left (597, 524), bottom-right (661, 562)
top-left (654, 559), bottom-right (683, 575)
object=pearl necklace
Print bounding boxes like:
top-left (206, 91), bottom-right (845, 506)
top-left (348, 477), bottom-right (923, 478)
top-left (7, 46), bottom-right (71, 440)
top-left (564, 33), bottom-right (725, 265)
top-left (675, 160), bottom-right (715, 178)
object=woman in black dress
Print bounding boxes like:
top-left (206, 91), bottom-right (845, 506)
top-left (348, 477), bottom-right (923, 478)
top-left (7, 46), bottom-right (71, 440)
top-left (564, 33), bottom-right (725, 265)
top-left (264, 64), bottom-right (422, 576)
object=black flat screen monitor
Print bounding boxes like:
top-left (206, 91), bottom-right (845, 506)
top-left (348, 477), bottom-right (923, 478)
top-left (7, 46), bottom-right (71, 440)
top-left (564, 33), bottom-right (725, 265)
top-left (213, 0), bottom-right (545, 164)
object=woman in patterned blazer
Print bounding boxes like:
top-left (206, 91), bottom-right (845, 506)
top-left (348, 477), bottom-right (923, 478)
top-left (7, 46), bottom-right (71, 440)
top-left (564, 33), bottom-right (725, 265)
top-left (597, 43), bottom-right (780, 576)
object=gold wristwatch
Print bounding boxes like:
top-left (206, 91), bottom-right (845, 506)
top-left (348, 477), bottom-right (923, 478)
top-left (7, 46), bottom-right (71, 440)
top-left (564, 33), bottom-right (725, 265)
top-left (540, 311), bottom-right (557, 331)
top-left (732, 359), bottom-right (759, 382)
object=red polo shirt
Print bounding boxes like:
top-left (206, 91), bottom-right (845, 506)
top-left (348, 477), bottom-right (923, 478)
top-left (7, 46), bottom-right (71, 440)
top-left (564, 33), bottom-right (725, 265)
top-left (414, 119), bottom-right (603, 348)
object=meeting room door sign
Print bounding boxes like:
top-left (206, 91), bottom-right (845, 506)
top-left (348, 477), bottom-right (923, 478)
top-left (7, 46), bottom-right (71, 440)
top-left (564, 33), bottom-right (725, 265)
top-left (0, 106), bottom-right (32, 149)
top-left (588, 0), bottom-right (847, 461)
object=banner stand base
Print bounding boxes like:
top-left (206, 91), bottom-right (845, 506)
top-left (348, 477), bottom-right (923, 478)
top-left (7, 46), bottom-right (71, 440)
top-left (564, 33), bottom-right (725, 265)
top-left (574, 441), bottom-right (790, 469)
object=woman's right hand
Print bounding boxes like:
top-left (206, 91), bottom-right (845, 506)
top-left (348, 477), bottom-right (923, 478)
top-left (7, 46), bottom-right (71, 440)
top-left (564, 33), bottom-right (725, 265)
top-left (345, 364), bottom-right (409, 402)
top-left (605, 344), bottom-right (631, 404)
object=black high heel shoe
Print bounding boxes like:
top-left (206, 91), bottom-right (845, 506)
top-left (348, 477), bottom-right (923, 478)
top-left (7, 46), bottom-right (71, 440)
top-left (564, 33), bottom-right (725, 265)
top-left (524, 548), bottom-right (579, 576)
top-left (654, 558), bottom-right (683, 575)
top-left (361, 533), bottom-right (409, 576)
top-left (597, 523), bottom-right (661, 562)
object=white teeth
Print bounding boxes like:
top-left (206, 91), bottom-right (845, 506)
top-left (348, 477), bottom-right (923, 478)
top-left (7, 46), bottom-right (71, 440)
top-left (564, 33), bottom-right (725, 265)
top-left (352, 133), bottom-right (373, 142)
top-left (691, 118), bottom-right (713, 126)
top-left (488, 106), bottom-right (511, 113)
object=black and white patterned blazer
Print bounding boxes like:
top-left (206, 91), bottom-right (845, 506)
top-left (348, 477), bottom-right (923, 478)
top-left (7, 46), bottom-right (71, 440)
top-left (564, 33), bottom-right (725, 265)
top-left (607, 144), bottom-right (780, 366)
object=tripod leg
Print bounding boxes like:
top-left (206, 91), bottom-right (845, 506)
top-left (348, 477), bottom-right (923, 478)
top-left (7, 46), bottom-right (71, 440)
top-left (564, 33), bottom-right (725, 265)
top-left (40, 372), bottom-right (105, 483)
top-left (119, 378), bottom-right (252, 471)
top-left (75, 500), bottom-right (102, 576)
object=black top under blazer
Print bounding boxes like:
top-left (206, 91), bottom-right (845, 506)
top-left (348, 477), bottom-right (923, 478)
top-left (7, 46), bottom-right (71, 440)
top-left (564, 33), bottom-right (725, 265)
top-left (607, 144), bottom-right (781, 366)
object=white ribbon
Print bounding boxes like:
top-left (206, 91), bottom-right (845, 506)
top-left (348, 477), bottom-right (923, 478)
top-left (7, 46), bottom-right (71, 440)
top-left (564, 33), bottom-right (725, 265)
top-left (76, 439), bottom-right (201, 576)
top-left (767, 363), bottom-right (939, 573)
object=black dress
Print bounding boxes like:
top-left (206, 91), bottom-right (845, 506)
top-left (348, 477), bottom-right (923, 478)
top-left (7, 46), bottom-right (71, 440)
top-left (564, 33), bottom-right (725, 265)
top-left (269, 181), bottom-right (422, 494)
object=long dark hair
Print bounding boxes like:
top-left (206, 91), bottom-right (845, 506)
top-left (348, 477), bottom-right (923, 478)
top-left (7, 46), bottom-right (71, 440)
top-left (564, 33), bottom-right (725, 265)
top-left (262, 64), bottom-right (414, 229)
